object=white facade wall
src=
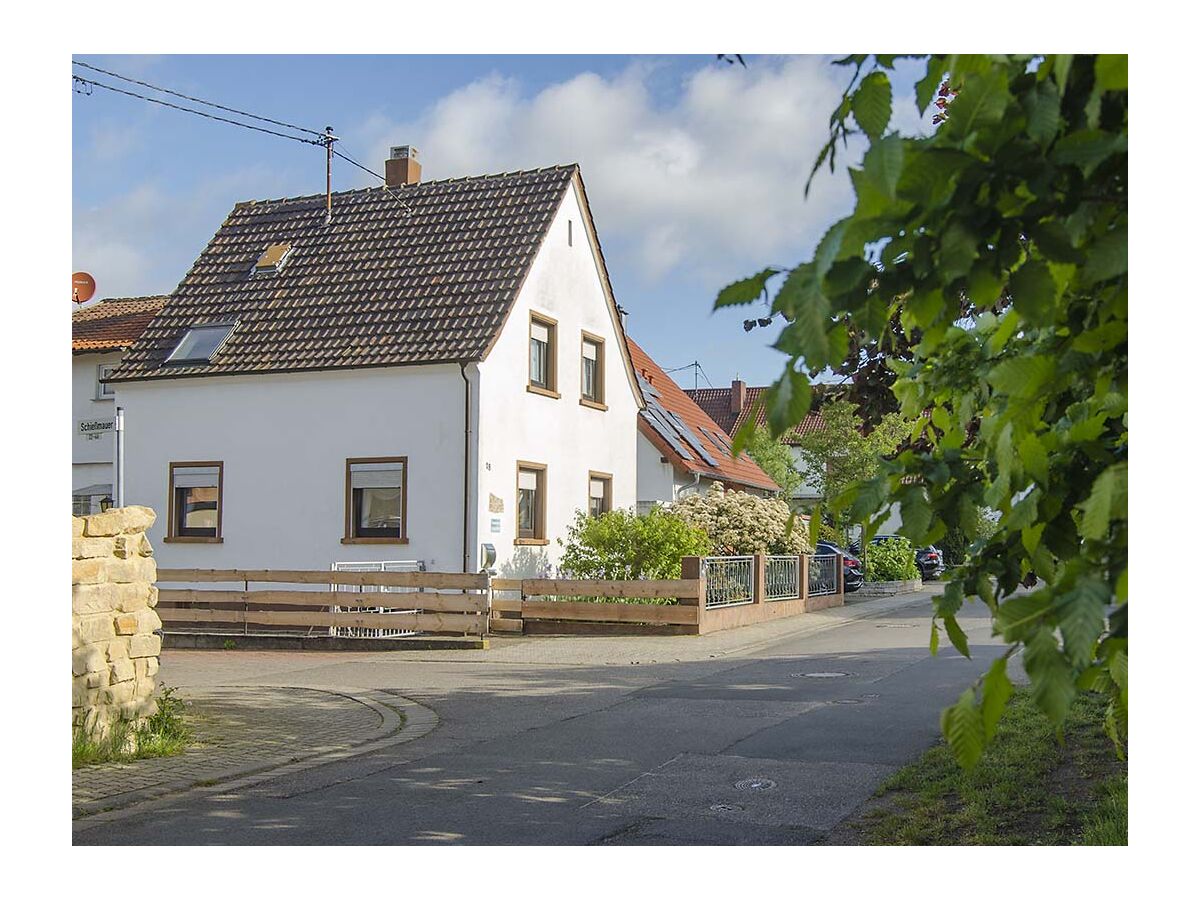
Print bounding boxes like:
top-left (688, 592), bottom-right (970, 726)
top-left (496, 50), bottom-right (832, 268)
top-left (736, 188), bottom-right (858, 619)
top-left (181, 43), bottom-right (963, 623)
top-left (474, 182), bottom-right (640, 578)
top-left (119, 365), bottom-right (468, 572)
top-left (73, 351), bottom-right (122, 499)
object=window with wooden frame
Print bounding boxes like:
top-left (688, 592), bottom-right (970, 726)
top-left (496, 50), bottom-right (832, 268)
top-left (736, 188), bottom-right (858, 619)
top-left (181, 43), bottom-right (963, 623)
top-left (516, 462), bottom-right (547, 543)
top-left (167, 462), bottom-right (223, 542)
top-left (344, 458), bottom-right (408, 543)
top-left (580, 332), bottom-right (605, 408)
top-left (528, 314), bottom-right (558, 397)
top-left (588, 472), bottom-right (612, 518)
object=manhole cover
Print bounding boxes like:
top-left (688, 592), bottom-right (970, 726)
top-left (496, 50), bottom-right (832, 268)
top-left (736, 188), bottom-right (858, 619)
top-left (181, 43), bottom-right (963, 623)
top-left (792, 672), bottom-right (849, 678)
top-left (734, 777), bottom-right (776, 792)
top-left (710, 803), bottom-right (743, 813)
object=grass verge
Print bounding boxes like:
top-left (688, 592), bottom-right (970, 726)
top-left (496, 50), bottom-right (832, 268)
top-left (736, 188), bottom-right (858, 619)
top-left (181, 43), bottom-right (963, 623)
top-left (843, 688), bottom-right (1126, 845)
top-left (72, 684), bottom-right (193, 769)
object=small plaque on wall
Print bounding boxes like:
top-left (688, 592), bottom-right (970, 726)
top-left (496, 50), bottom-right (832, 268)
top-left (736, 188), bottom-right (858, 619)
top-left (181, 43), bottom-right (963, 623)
top-left (488, 493), bottom-right (505, 513)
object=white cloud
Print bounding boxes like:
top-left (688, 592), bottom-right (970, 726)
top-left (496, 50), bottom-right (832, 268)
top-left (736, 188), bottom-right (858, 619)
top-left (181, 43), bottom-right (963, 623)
top-left (348, 56), bottom-right (868, 287)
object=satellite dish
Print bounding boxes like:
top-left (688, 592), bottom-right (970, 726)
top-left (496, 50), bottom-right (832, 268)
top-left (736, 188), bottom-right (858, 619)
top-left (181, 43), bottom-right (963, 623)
top-left (72, 272), bottom-right (96, 304)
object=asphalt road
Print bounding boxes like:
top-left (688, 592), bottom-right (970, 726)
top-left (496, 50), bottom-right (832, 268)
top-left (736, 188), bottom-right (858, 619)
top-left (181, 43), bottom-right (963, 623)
top-left (75, 594), bottom-right (1009, 845)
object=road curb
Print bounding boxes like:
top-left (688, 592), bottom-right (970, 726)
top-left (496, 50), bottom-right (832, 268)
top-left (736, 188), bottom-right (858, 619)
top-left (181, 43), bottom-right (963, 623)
top-left (72, 686), bottom-right (438, 833)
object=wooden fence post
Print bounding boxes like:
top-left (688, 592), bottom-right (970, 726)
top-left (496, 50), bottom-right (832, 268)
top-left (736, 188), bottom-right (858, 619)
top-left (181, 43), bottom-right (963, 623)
top-left (753, 553), bottom-right (766, 605)
top-left (681, 556), bottom-right (705, 609)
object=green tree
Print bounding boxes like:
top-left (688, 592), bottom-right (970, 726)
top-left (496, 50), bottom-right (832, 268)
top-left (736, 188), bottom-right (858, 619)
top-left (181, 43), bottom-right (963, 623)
top-left (716, 54), bottom-right (1127, 767)
top-left (557, 507), bottom-right (710, 583)
top-left (791, 399), bottom-right (909, 541)
top-left (743, 426), bottom-right (805, 498)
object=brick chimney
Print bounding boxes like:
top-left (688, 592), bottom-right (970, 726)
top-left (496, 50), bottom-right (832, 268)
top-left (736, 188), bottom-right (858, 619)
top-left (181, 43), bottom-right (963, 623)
top-left (385, 145), bottom-right (421, 187)
top-left (730, 379), bottom-right (747, 414)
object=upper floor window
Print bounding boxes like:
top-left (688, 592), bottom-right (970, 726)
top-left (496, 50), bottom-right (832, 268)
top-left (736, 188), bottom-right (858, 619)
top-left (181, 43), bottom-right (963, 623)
top-left (345, 458), bottom-right (408, 543)
top-left (165, 322), bottom-right (237, 366)
top-left (588, 473), bottom-right (612, 518)
top-left (581, 333), bottom-right (605, 407)
top-left (95, 363), bottom-right (116, 400)
top-left (168, 462), bottom-right (223, 542)
top-left (528, 314), bottom-right (558, 396)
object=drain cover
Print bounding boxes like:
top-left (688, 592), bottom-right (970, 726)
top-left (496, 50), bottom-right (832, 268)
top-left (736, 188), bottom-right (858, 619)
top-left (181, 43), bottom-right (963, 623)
top-left (710, 803), bottom-right (743, 813)
top-left (734, 777), bottom-right (776, 792)
top-left (793, 671), bottom-right (849, 678)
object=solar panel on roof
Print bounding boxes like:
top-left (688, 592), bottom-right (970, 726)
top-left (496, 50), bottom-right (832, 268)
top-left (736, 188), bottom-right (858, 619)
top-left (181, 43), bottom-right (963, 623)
top-left (668, 411), bottom-right (721, 467)
top-left (641, 407), bottom-right (694, 461)
top-left (636, 374), bottom-right (660, 399)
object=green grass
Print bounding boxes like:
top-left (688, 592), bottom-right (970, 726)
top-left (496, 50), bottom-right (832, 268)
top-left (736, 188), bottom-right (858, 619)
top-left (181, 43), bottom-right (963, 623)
top-left (851, 689), bottom-right (1126, 845)
top-left (72, 685), bottom-right (193, 769)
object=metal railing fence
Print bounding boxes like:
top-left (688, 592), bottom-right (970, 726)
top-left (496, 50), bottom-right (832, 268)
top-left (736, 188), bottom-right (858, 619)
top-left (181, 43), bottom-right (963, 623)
top-left (808, 554), bottom-right (839, 597)
top-left (701, 556), bottom-right (754, 608)
top-left (765, 555), bottom-right (800, 601)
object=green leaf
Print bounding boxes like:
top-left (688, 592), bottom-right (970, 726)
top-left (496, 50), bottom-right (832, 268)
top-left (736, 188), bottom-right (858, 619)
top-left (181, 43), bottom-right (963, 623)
top-left (941, 686), bottom-right (986, 769)
top-left (1006, 488), bottom-right (1041, 532)
top-left (1024, 79), bottom-right (1061, 146)
top-left (915, 59), bottom-right (944, 113)
top-left (898, 488), bottom-right (932, 544)
top-left (1056, 577), bottom-right (1109, 667)
top-left (1094, 55), bottom-right (1127, 92)
top-left (1116, 569), bottom-right (1127, 604)
top-left (985, 309), bottom-right (1021, 356)
top-left (1009, 259), bottom-right (1061, 327)
top-left (1052, 54), bottom-right (1074, 90)
top-left (808, 504), bottom-right (822, 547)
top-left (773, 265), bottom-right (832, 369)
top-left (862, 135), bottom-right (905, 199)
top-left (851, 71), bottom-right (893, 141)
top-left (1051, 129), bottom-right (1127, 176)
top-left (848, 473), bottom-right (890, 522)
top-left (987, 356), bottom-right (1055, 399)
top-left (1079, 462), bottom-right (1128, 540)
top-left (814, 218), bottom-right (850, 279)
top-left (765, 370), bottom-right (812, 439)
top-left (714, 267), bottom-right (779, 309)
top-left (996, 590), bottom-right (1052, 642)
top-left (729, 395), bottom-right (765, 458)
top-left (939, 220), bottom-right (979, 281)
top-left (943, 68), bottom-right (1010, 143)
top-left (1021, 522), bottom-right (1046, 557)
top-left (1023, 627), bottom-right (1076, 725)
top-left (1080, 224), bottom-right (1128, 285)
top-left (929, 620), bottom-right (940, 656)
top-left (943, 613), bottom-right (971, 658)
top-left (980, 656), bottom-right (1014, 740)
top-left (1073, 321), bottom-right (1126, 353)
top-left (1018, 432), bottom-right (1049, 483)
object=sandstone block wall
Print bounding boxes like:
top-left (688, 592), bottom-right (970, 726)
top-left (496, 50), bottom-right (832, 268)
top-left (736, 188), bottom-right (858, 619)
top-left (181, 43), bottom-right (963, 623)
top-left (72, 506), bottom-right (161, 736)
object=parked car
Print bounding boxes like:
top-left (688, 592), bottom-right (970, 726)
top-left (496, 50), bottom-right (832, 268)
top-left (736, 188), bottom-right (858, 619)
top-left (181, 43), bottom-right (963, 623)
top-left (815, 539), bottom-right (864, 593)
top-left (849, 535), bottom-right (945, 582)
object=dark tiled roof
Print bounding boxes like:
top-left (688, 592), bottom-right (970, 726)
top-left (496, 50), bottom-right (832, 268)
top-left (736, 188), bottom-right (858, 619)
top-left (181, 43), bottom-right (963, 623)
top-left (110, 165), bottom-right (579, 381)
top-left (72, 296), bottom-right (168, 353)
top-left (628, 340), bottom-right (779, 493)
top-left (686, 385), bottom-right (825, 444)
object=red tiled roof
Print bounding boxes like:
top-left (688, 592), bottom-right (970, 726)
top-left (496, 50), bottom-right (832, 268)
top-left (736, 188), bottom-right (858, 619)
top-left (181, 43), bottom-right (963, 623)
top-left (627, 339), bottom-right (779, 493)
top-left (72, 296), bottom-right (169, 353)
top-left (686, 385), bottom-right (825, 445)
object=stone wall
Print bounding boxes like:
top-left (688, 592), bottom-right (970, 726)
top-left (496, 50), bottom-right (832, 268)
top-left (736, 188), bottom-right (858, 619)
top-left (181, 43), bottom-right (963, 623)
top-left (72, 506), bottom-right (161, 736)
top-left (855, 578), bottom-right (924, 598)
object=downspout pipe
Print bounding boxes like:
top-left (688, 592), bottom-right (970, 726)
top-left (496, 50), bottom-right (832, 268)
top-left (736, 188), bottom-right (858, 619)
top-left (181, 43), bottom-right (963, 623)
top-left (460, 363), bottom-right (472, 574)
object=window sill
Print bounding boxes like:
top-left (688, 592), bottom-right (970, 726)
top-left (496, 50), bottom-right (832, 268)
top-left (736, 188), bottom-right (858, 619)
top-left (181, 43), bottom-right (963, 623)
top-left (341, 537), bottom-right (410, 545)
top-left (579, 397), bottom-right (607, 411)
top-left (526, 384), bottom-right (560, 399)
top-left (514, 538), bottom-right (549, 546)
top-left (93, 396), bottom-right (115, 403)
top-left (164, 536), bottom-right (223, 544)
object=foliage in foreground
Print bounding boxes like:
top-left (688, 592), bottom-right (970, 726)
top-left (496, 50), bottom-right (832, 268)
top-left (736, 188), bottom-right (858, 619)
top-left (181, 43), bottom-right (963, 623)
top-left (72, 684), bottom-right (192, 768)
top-left (864, 536), bottom-right (920, 582)
top-left (672, 482), bottom-right (812, 555)
top-left (716, 53), bottom-right (1127, 766)
top-left (557, 506), bottom-right (710, 586)
top-left (854, 689), bottom-right (1126, 845)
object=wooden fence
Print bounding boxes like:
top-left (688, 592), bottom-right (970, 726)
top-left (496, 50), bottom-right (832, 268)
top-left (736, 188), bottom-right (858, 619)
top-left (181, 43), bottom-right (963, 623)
top-left (491, 553), bottom-right (843, 636)
top-left (156, 568), bottom-right (490, 637)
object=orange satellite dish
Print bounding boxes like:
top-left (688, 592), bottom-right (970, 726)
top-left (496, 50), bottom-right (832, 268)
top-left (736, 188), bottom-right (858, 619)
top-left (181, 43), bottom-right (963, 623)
top-left (73, 272), bottom-right (96, 304)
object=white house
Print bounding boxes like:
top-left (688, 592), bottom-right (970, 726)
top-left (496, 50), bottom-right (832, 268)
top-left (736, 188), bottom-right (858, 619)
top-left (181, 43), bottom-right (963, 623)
top-left (107, 152), bottom-right (643, 578)
top-left (71, 296), bottom-right (166, 514)
top-left (628, 340), bottom-right (778, 511)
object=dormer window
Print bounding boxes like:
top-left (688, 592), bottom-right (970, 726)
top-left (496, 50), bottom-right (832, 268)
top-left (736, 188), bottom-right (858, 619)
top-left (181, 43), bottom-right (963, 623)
top-left (165, 322), bottom-right (237, 365)
top-left (253, 242), bottom-right (293, 275)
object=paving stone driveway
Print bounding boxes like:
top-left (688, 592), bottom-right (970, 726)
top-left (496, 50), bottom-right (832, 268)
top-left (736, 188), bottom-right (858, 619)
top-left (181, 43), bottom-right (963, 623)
top-left (73, 686), bottom-right (421, 819)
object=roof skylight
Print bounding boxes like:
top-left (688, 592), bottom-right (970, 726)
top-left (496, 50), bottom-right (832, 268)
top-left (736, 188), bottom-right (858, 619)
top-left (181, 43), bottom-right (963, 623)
top-left (164, 322), bottom-right (237, 365)
top-left (253, 243), bottom-right (293, 274)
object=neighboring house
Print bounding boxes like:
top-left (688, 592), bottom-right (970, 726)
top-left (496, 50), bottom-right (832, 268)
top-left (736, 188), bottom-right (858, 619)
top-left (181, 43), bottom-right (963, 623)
top-left (107, 153), bottom-right (643, 578)
top-left (71, 296), bottom-right (168, 514)
top-left (628, 340), bottom-right (778, 511)
top-left (687, 379), bottom-right (825, 506)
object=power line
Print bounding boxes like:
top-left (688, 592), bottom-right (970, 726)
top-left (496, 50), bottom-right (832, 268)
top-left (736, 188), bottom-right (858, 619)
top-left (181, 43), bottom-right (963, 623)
top-left (332, 148), bottom-right (411, 213)
top-left (72, 60), bottom-right (327, 138)
top-left (72, 75), bottom-right (325, 146)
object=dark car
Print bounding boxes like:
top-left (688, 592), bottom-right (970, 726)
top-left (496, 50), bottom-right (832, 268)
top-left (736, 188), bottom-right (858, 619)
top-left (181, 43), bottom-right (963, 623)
top-left (815, 539), bottom-right (864, 592)
top-left (851, 535), bottom-right (945, 582)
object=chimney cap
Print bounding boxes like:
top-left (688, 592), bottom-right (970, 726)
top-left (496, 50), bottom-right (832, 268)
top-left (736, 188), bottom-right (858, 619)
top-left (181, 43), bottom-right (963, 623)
top-left (390, 145), bottom-right (419, 160)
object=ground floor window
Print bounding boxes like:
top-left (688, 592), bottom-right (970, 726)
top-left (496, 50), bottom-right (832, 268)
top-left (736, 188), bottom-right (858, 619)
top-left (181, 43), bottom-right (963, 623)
top-left (345, 457), bottom-right (408, 542)
top-left (168, 462), bottom-right (223, 541)
top-left (588, 472), bottom-right (612, 518)
top-left (516, 462), bottom-right (547, 542)
top-left (72, 485), bottom-right (113, 517)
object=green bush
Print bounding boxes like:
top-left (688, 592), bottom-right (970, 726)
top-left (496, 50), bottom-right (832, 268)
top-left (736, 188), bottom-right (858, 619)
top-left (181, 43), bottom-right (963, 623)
top-left (865, 536), bottom-right (920, 582)
top-left (558, 507), bottom-right (711, 584)
top-left (671, 482), bottom-right (811, 555)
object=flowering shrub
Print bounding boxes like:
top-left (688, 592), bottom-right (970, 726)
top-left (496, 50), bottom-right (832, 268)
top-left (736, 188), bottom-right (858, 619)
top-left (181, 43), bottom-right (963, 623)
top-left (557, 507), bottom-right (711, 582)
top-left (864, 536), bottom-right (920, 582)
top-left (670, 482), bottom-right (811, 556)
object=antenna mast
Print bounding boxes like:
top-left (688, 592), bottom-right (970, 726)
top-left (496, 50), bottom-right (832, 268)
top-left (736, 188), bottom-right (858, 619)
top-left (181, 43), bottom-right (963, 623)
top-left (323, 126), bottom-right (338, 225)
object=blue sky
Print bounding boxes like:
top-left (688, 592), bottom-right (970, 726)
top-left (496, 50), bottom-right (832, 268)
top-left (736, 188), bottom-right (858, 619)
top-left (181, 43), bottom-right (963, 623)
top-left (72, 54), bottom-right (929, 388)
